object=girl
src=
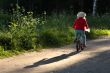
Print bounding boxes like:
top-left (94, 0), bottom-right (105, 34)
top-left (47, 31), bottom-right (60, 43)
top-left (73, 12), bottom-right (89, 47)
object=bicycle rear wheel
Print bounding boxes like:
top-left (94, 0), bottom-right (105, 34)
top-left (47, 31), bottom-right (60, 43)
top-left (76, 40), bottom-right (81, 52)
top-left (76, 40), bottom-right (84, 52)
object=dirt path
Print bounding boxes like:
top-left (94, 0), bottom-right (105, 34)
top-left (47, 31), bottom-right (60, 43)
top-left (0, 38), bottom-right (110, 73)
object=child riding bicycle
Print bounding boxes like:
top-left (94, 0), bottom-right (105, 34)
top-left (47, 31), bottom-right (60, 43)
top-left (72, 12), bottom-right (90, 47)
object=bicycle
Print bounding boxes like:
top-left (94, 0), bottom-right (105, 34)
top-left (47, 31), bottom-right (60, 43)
top-left (75, 28), bottom-right (90, 52)
top-left (75, 37), bottom-right (84, 52)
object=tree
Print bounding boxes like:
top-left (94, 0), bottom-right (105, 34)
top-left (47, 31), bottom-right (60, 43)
top-left (92, 0), bottom-right (98, 16)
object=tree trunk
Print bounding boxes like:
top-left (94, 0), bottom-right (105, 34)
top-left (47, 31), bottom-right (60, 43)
top-left (92, 0), bottom-right (97, 16)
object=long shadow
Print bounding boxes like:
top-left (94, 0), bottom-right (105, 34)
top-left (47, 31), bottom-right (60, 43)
top-left (53, 50), bottom-right (110, 73)
top-left (24, 51), bottom-right (79, 68)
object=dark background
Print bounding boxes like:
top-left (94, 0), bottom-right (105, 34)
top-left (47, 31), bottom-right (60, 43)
top-left (0, 0), bottom-right (110, 15)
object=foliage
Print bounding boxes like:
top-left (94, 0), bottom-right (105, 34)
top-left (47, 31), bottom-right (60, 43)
top-left (0, 5), bottom-right (110, 58)
top-left (39, 28), bottom-right (73, 47)
top-left (0, 32), bottom-right (12, 50)
top-left (0, 10), bottom-right (10, 30)
top-left (86, 29), bottom-right (110, 39)
top-left (9, 4), bottom-right (39, 50)
top-left (37, 12), bottom-right (74, 47)
top-left (87, 15), bottom-right (110, 29)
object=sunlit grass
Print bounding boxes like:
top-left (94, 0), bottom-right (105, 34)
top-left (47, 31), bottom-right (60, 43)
top-left (87, 29), bottom-right (110, 39)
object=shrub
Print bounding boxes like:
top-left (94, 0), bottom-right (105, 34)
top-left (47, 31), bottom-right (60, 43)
top-left (0, 10), bottom-right (10, 30)
top-left (87, 16), bottom-right (110, 29)
top-left (8, 4), bottom-right (45, 50)
top-left (0, 32), bottom-right (12, 50)
top-left (39, 27), bottom-right (74, 47)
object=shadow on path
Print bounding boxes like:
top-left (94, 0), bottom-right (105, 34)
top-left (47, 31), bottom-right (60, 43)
top-left (53, 50), bottom-right (110, 73)
top-left (24, 51), bottom-right (80, 68)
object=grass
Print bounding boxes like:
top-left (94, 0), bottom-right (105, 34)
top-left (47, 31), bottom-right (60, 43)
top-left (0, 46), bottom-right (21, 59)
top-left (87, 29), bottom-right (110, 39)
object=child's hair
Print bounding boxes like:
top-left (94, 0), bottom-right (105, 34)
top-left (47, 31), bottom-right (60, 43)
top-left (77, 12), bottom-right (86, 18)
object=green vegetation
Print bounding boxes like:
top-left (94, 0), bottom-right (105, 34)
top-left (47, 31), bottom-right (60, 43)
top-left (87, 29), bottom-right (110, 39)
top-left (0, 5), bottom-right (110, 58)
top-left (87, 15), bottom-right (110, 29)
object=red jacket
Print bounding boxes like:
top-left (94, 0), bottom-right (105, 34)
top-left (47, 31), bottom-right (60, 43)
top-left (73, 17), bottom-right (89, 31)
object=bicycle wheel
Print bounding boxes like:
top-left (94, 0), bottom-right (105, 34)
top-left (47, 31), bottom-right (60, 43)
top-left (81, 44), bottom-right (84, 50)
top-left (76, 40), bottom-right (81, 52)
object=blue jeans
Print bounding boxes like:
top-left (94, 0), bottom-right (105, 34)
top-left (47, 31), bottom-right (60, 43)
top-left (75, 30), bottom-right (86, 45)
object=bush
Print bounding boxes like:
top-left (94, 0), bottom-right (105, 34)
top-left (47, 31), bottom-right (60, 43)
top-left (0, 10), bottom-right (10, 30)
top-left (87, 16), bottom-right (110, 29)
top-left (39, 27), bottom-right (74, 47)
top-left (0, 32), bottom-right (12, 50)
top-left (17, 35), bottom-right (33, 50)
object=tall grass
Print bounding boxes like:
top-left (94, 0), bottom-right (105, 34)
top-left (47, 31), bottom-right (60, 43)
top-left (37, 12), bottom-right (74, 47)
